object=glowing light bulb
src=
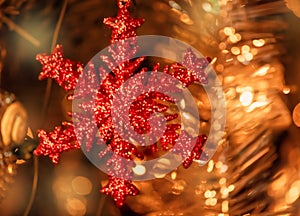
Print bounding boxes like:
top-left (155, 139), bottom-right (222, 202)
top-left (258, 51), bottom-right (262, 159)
top-left (180, 14), bottom-right (193, 25)
top-left (228, 185), bottom-right (235, 192)
top-left (231, 47), bottom-right (240, 55)
top-left (216, 64), bottom-right (224, 72)
top-left (253, 65), bottom-right (270, 76)
top-left (132, 164), bottom-right (146, 176)
top-left (219, 177), bottom-right (226, 185)
top-left (237, 55), bottom-right (245, 63)
top-left (207, 160), bottom-right (214, 173)
top-left (171, 171), bottom-right (177, 180)
top-left (169, 1), bottom-right (181, 10)
top-left (219, 42), bottom-right (227, 50)
top-left (211, 198), bottom-right (217, 206)
top-left (204, 190), bottom-right (212, 198)
top-left (229, 35), bottom-right (238, 43)
top-left (224, 27), bottom-right (235, 36)
top-left (202, 2), bottom-right (212, 12)
top-left (253, 39), bottom-right (265, 47)
top-left (7, 164), bottom-right (14, 174)
top-left (240, 91), bottom-right (254, 106)
top-left (241, 45), bottom-right (250, 53)
top-left (244, 53), bottom-right (253, 61)
top-left (235, 33), bottom-right (242, 41)
top-left (283, 86), bottom-right (291, 94)
top-left (222, 200), bottom-right (229, 212)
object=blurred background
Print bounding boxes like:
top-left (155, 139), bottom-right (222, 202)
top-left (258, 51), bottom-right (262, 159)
top-left (0, 0), bottom-right (300, 215)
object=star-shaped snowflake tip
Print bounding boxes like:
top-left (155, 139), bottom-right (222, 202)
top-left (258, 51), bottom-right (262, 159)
top-left (103, 0), bottom-right (144, 43)
top-left (34, 122), bottom-right (80, 164)
top-left (100, 177), bottom-right (139, 207)
top-left (181, 48), bottom-right (209, 85)
top-left (36, 44), bottom-right (83, 91)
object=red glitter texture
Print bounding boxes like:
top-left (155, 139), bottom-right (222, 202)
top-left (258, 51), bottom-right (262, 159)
top-left (35, 0), bottom-right (209, 207)
top-left (34, 122), bottom-right (80, 164)
top-left (36, 44), bottom-right (83, 91)
top-left (181, 135), bottom-right (207, 168)
top-left (101, 176), bottom-right (139, 207)
top-left (103, 0), bottom-right (144, 43)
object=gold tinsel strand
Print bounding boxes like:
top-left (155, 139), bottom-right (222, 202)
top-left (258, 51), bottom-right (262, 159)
top-left (213, 0), bottom-right (291, 215)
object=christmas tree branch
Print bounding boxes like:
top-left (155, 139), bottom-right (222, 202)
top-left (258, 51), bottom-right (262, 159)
top-left (41, 0), bottom-right (68, 124)
top-left (1, 15), bottom-right (40, 48)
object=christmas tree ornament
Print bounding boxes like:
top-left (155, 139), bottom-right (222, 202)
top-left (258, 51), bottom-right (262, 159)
top-left (0, 90), bottom-right (28, 201)
top-left (0, 144), bottom-right (16, 201)
top-left (0, 90), bottom-right (28, 146)
top-left (34, 0), bottom-right (211, 207)
top-left (0, 0), bottom-right (40, 47)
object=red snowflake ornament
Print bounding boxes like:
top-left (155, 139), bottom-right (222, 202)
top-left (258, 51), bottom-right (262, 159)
top-left (35, 0), bottom-right (210, 207)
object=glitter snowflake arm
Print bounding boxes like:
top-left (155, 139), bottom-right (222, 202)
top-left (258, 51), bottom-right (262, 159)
top-left (100, 176), bottom-right (139, 207)
top-left (34, 122), bottom-right (80, 164)
top-left (169, 48), bottom-right (210, 86)
top-left (103, 0), bottom-right (144, 61)
top-left (103, 0), bottom-right (144, 43)
top-left (36, 44), bottom-right (83, 91)
top-left (182, 135), bottom-right (207, 168)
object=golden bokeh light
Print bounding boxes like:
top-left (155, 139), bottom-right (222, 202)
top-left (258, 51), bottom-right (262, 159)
top-left (132, 164), bottom-right (146, 176)
top-left (253, 39), bottom-right (265, 47)
top-left (65, 197), bottom-right (86, 216)
top-left (231, 46), bottom-right (240, 55)
top-left (293, 103), bottom-right (300, 127)
top-left (71, 176), bottom-right (93, 196)
top-left (240, 91), bottom-right (254, 106)
top-left (224, 27), bottom-right (235, 36)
